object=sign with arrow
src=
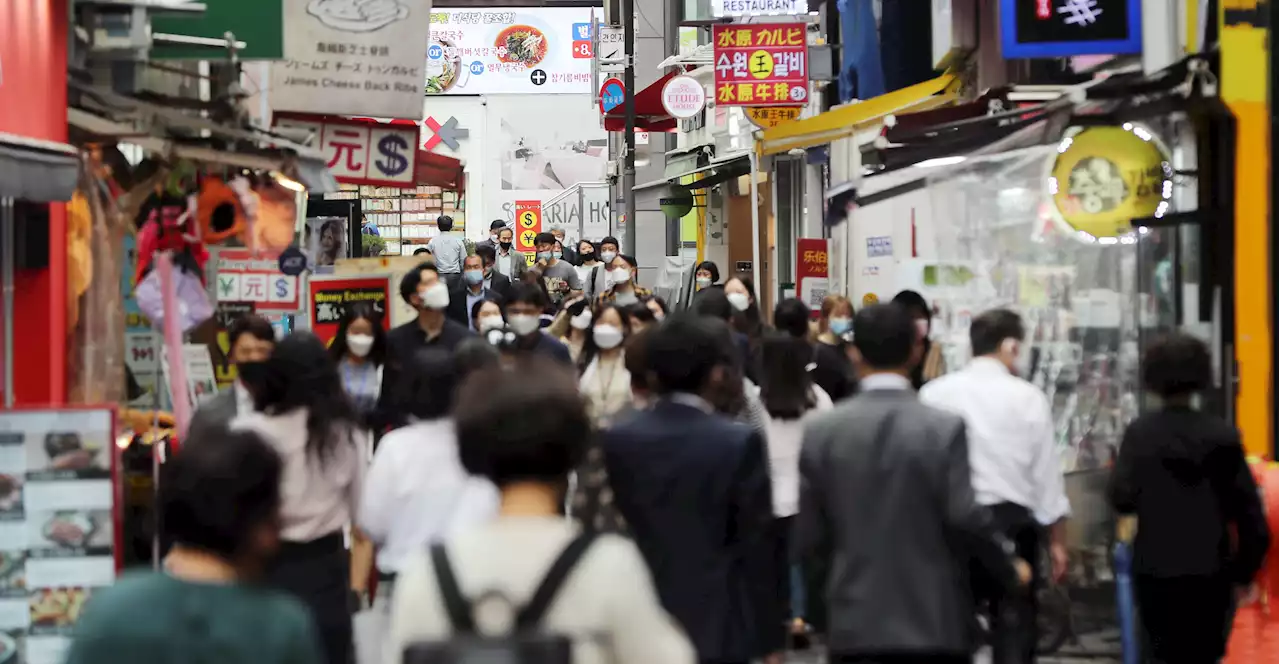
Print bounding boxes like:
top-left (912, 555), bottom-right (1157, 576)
top-left (599, 77), bottom-right (626, 114)
top-left (514, 200), bottom-right (543, 252)
top-left (424, 116), bottom-right (469, 151)
top-left (596, 25), bottom-right (625, 73)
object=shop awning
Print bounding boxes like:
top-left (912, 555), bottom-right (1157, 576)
top-left (634, 152), bottom-right (751, 192)
top-left (0, 132), bottom-right (80, 202)
top-left (604, 70), bottom-right (688, 133)
top-left (416, 150), bottom-right (465, 192)
top-left (758, 73), bottom-right (962, 156)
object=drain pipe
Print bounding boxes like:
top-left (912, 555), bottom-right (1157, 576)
top-left (748, 151), bottom-right (762, 297)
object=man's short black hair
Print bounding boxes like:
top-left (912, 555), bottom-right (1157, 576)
top-left (599, 236), bottom-right (620, 250)
top-left (228, 314), bottom-right (275, 348)
top-left (692, 287), bottom-right (733, 321)
top-left (1141, 332), bottom-right (1212, 397)
top-left (506, 280), bottom-right (548, 310)
top-left (399, 261), bottom-right (439, 304)
top-left (853, 303), bottom-right (917, 370)
top-left (437, 215), bottom-right (454, 231)
top-left (474, 243), bottom-right (497, 265)
top-left (413, 247), bottom-right (430, 256)
top-left (892, 290), bottom-right (930, 318)
top-left (534, 231), bottom-right (556, 247)
top-left (773, 298), bottom-right (811, 339)
top-left (489, 219), bottom-right (507, 231)
top-left (970, 308), bottom-right (1025, 357)
top-left (647, 313), bottom-right (733, 394)
top-left (161, 426), bottom-right (282, 558)
top-left (456, 358), bottom-right (589, 487)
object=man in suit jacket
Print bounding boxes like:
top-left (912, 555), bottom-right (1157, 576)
top-left (475, 244), bottom-right (514, 300)
top-left (604, 314), bottom-right (781, 664)
top-left (474, 219), bottom-right (507, 254)
top-left (187, 314), bottom-right (276, 442)
top-left (796, 303), bottom-right (1029, 664)
top-left (446, 253), bottom-right (506, 328)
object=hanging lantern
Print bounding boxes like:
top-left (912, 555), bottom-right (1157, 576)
top-left (196, 177), bottom-right (248, 243)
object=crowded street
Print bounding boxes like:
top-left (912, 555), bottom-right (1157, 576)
top-left (0, 1), bottom-right (1277, 664)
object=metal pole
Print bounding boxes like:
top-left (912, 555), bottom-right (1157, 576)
top-left (748, 152), bottom-right (762, 300)
top-left (622, 0), bottom-right (637, 254)
top-left (2, 198), bottom-right (13, 408)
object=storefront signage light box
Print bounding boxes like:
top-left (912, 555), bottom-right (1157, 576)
top-left (712, 0), bottom-right (806, 17)
top-left (999, 0), bottom-right (1142, 59)
top-left (712, 23), bottom-right (809, 107)
top-left (427, 7), bottom-right (598, 95)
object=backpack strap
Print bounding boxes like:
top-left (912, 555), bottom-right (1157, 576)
top-left (430, 543), bottom-right (477, 634)
top-left (515, 533), bottom-right (596, 630)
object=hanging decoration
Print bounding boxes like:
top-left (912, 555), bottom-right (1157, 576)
top-left (196, 177), bottom-right (250, 243)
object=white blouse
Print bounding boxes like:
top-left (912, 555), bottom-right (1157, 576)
top-left (579, 353), bottom-right (632, 428)
top-left (757, 384), bottom-right (833, 518)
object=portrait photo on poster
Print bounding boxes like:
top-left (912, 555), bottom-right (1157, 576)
top-left (306, 216), bottom-right (349, 267)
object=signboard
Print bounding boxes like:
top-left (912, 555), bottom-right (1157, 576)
top-left (599, 77), bottom-right (626, 114)
top-left (1048, 125), bottom-right (1172, 239)
top-left (275, 116), bottom-right (418, 187)
top-left (866, 235), bottom-right (893, 258)
top-left (307, 275), bottom-right (393, 345)
top-left (0, 406), bottom-right (120, 661)
top-left (596, 24), bottom-right (625, 72)
top-left (213, 249), bottom-right (301, 311)
top-left (712, 23), bottom-right (809, 107)
top-left (270, 0), bottom-right (433, 119)
top-left (426, 7), bottom-right (597, 95)
top-left (745, 106), bottom-right (802, 128)
top-left (161, 344), bottom-right (219, 409)
top-left (713, 0), bottom-right (805, 16)
top-left (514, 200), bottom-right (543, 252)
top-left (661, 75), bottom-right (707, 119)
top-left (999, 0), bottom-right (1142, 58)
top-left (796, 238), bottom-right (829, 316)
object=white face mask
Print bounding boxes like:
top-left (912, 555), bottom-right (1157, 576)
top-left (611, 267), bottom-right (632, 285)
top-left (508, 314), bottom-right (540, 336)
top-left (696, 277), bottom-right (712, 289)
top-left (570, 309), bottom-right (593, 330)
top-left (593, 324), bottom-right (624, 350)
top-left (478, 315), bottom-right (505, 333)
top-left (419, 282), bottom-right (450, 310)
top-left (600, 250), bottom-right (617, 263)
top-left (727, 292), bottom-right (750, 312)
top-left (346, 333), bottom-right (375, 358)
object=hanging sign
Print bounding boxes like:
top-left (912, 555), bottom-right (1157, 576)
top-left (274, 115), bottom-right (419, 187)
top-left (712, 0), bottom-right (805, 17)
top-left (308, 274), bottom-right (392, 346)
top-left (599, 77), bottom-right (626, 114)
top-left (1047, 125), bottom-right (1173, 240)
top-left (270, 0), bottom-right (433, 119)
top-left (514, 200), bottom-right (543, 252)
top-left (661, 75), bottom-right (707, 119)
top-left (745, 106), bottom-right (802, 128)
top-left (796, 238), bottom-right (829, 317)
top-left (213, 249), bottom-right (301, 311)
top-left (999, 0), bottom-right (1142, 59)
top-left (712, 23), bottom-right (809, 107)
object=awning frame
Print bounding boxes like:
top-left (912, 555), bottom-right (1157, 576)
top-left (634, 152), bottom-right (751, 192)
top-left (0, 132), bottom-right (81, 203)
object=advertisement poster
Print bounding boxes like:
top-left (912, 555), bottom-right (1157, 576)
top-left (306, 216), bottom-right (350, 267)
top-left (426, 7), bottom-right (597, 95)
top-left (712, 23), bottom-right (809, 106)
top-left (307, 275), bottom-right (393, 345)
top-left (212, 249), bottom-right (301, 312)
top-left (0, 407), bottom-right (118, 664)
top-left (796, 238), bottom-right (829, 316)
top-left (121, 235), bottom-right (159, 408)
top-left (514, 200), bottom-right (542, 253)
top-left (271, 0), bottom-right (435, 119)
top-left (161, 345), bottom-right (219, 410)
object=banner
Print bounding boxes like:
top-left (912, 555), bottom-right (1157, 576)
top-left (796, 238), bottom-right (829, 317)
top-left (712, 23), bottom-right (808, 107)
top-left (426, 7), bottom-right (596, 95)
top-left (307, 275), bottom-right (393, 345)
top-left (514, 200), bottom-right (543, 252)
top-left (275, 117), bottom-right (419, 187)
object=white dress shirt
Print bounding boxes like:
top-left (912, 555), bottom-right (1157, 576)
top-left (919, 357), bottom-right (1070, 525)
top-left (358, 418), bottom-right (500, 574)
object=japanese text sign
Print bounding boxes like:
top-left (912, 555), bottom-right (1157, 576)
top-left (308, 275), bottom-right (392, 346)
top-left (275, 116), bottom-right (419, 187)
top-left (213, 249), bottom-right (300, 311)
top-left (270, 0), bottom-right (433, 119)
top-left (427, 8), bottom-right (598, 95)
top-left (712, 23), bottom-right (808, 107)
top-left (515, 200), bottom-right (543, 252)
top-left (796, 238), bottom-right (829, 316)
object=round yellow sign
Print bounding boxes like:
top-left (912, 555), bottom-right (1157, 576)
top-left (861, 293), bottom-right (879, 306)
top-left (746, 106), bottom-right (802, 129)
top-left (1048, 125), bottom-right (1172, 239)
top-left (519, 211), bottom-right (538, 229)
top-left (748, 50), bottom-right (774, 79)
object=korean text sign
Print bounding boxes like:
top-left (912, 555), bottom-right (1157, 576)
top-left (712, 23), bottom-right (808, 107)
top-left (427, 8), bottom-right (597, 95)
top-left (213, 249), bottom-right (300, 311)
top-left (796, 238), bottom-right (829, 316)
top-left (270, 0), bottom-right (433, 119)
top-left (308, 275), bottom-right (393, 346)
top-left (275, 116), bottom-right (419, 187)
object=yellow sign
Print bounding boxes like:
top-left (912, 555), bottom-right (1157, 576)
top-left (519, 229), bottom-right (538, 250)
top-left (523, 252), bottom-right (536, 267)
top-left (748, 50), bottom-right (774, 78)
top-left (745, 106), bottom-right (802, 129)
top-left (1048, 126), bottom-right (1172, 239)
top-left (519, 210), bottom-right (538, 229)
top-left (861, 293), bottom-right (878, 306)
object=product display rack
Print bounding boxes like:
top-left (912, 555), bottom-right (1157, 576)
top-left (327, 184), bottom-right (464, 256)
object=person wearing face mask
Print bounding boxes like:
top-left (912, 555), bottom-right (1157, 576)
top-left (327, 303), bottom-right (387, 428)
top-left (569, 304), bottom-right (634, 534)
top-left (596, 254), bottom-right (651, 307)
top-left (469, 296), bottom-right (506, 335)
top-left (918, 309), bottom-right (1071, 664)
top-left (555, 297), bottom-right (593, 363)
top-left (502, 281), bottom-right (573, 365)
top-left (892, 289), bottom-right (946, 388)
top-left (473, 244), bottom-right (514, 300)
top-left (492, 226), bottom-right (527, 281)
top-left (376, 262), bottom-right (475, 432)
top-left (576, 239), bottom-right (600, 285)
top-left (693, 260), bottom-right (721, 292)
top-left (550, 225), bottom-right (579, 265)
top-left (476, 219), bottom-right (507, 253)
top-left (587, 236), bottom-right (622, 300)
top-left (813, 294), bottom-right (858, 402)
top-left (533, 231), bottom-right (583, 306)
top-left (426, 215), bottom-right (467, 289)
top-left (447, 254), bottom-right (506, 328)
top-left (188, 314), bottom-right (276, 441)
top-left (724, 273), bottom-right (765, 342)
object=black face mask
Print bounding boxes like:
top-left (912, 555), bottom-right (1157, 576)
top-left (581, 251), bottom-right (594, 260)
top-left (499, 241), bottom-right (512, 250)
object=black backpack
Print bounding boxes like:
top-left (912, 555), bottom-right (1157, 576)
top-left (402, 533), bottom-right (596, 664)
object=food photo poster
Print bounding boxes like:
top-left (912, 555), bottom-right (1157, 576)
top-left (426, 7), bottom-right (596, 95)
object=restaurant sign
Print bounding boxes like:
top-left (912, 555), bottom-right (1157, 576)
top-left (712, 23), bottom-right (808, 107)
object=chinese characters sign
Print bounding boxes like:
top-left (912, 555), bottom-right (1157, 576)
top-left (213, 249), bottom-right (300, 311)
top-left (308, 275), bottom-right (392, 346)
top-left (427, 8), bottom-right (597, 95)
top-left (796, 238), bottom-right (829, 316)
top-left (271, 0), bottom-right (433, 119)
top-left (1000, 0), bottom-right (1141, 58)
top-left (275, 116), bottom-right (419, 187)
top-left (712, 23), bottom-right (808, 107)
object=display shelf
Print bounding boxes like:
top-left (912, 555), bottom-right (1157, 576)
top-left (330, 183), bottom-right (465, 256)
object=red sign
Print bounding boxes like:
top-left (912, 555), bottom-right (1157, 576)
top-left (272, 115), bottom-right (419, 187)
top-left (796, 238), bottom-right (829, 317)
top-left (214, 249), bottom-right (300, 311)
top-left (307, 275), bottom-right (393, 346)
top-left (712, 23), bottom-right (808, 107)
top-left (514, 200), bottom-right (543, 253)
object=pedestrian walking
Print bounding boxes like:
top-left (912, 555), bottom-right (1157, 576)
top-left (329, 302), bottom-right (388, 430)
top-left (187, 314), bottom-right (275, 439)
top-left (426, 215), bottom-right (468, 289)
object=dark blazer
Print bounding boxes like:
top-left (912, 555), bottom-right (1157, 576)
top-left (603, 397), bottom-right (780, 662)
top-left (445, 283), bottom-right (506, 328)
top-left (796, 386), bottom-right (1018, 657)
top-left (374, 318), bottom-right (475, 432)
top-left (186, 389), bottom-right (239, 444)
top-left (487, 272), bottom-right (514, 300)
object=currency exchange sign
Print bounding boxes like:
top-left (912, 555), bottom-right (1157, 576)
top-left (712, 23), bottom-right (808, 107)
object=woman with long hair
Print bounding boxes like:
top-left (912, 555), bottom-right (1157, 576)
top-left (810, 295), bottom-right (858, 401)
top-left (328, 302), bottom-right (387, 426)
top-left (571, 303), bottom-right (634, 534)
top-left (724, 273), bottom-right (765, 343)
top-left (234, 333), bottom-right (371, 664)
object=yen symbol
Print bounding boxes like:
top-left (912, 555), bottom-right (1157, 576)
top-left (530, 69), bottom-right (547, 86)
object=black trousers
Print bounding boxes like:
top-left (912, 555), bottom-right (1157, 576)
top-left (1135, 573), bottom-right (1234, 664)
top-left (971, 502), bottom-right (1041, 664)
top-left (267, 532), bottom-right (353, 664)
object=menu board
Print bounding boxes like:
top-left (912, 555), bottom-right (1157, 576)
top-left (0, 408), bottom-right (117, 664)
top-left (426, 7), bottom-right (597, 95)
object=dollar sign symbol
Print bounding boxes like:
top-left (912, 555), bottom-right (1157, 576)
top-left (376, 135), bottom-right (410, 176)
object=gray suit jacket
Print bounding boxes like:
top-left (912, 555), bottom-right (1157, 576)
top-left (186, 389), bottom-right (238, 444)
top-left (796, 388), bottom-right (1017, 656)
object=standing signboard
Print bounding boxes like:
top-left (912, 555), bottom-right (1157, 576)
top-left (712, 23), bottom-right (809, 107)
top-left (275, 116), bottom-right (419, 187)
top-left (0, 406), bottom-right (121, 664)
top-left (514, 200), bottom-right (543, 254)
top-left (270, 0), bottom-right (434, 119)
top-left (212, 249), bottom-right (301, 312)
top-left (796, 238), bottom-right (829, 317)
top-left (307, 275), bottom-right (393, 346)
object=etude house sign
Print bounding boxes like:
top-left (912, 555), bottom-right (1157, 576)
top-left (271, 0), bottom-right (434, 120)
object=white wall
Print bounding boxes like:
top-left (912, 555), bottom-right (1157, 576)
top-left (845, 181), bottom-right (937, 304)
top-left (420, 96), bottom-right (487, 237)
